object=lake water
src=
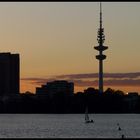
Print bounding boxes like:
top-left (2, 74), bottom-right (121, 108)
top-left (0, 114), bottom-right (139, 138)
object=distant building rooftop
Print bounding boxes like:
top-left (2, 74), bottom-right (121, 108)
top-left (36, 80), bottom-right (74, 97)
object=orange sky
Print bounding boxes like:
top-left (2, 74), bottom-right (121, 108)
top-left (20, 80), bottom-right (140, 94)
top-left (20, 78), bottom-right (140, 94)
top-left (0, 2), bottom-right (140, 94)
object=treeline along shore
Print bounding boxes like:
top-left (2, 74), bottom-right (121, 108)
top-left (0, 87), bottom-right (140, 113)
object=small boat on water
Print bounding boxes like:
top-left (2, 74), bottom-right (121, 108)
top-left (85, 106), bottom-right (94, 123)
top-left (118, 126), bottom-right (121, 131)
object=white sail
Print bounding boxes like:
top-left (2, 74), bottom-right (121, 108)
top-left (85, 106), bottom-right (89, 122)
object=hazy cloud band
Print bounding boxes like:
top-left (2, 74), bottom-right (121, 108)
top-left (21, 72), bottom-right (140, 87)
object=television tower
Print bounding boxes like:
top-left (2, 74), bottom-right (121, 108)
top-left (94, 2), bottom-right (108, 94)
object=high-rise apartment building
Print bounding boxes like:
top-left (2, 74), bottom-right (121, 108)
top-left (0, 53), bottom-right (19, 95)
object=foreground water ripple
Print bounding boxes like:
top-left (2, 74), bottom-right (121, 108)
top-left (0, 114), bottom-right (139, 138)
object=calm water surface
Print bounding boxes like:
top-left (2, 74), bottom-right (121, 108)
top-left (0, 114), bottom-right (139, 138)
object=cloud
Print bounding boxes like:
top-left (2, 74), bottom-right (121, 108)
top-left (104, 79), bottom-right (140, 86)
top-left (104, 72), bottom-right (140, 79)
top-left (54, 72), bottom-right (140, 79)
top-left (21, 77), bottom-right (57, 85)
top-left (72, 79), bottom-right (140, 87)
top-left (54, 73), bottom-right (98, 79)
top-left (21, 72), bottom-right (140, 87)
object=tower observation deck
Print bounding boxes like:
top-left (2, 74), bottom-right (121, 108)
top-left (94, 2), bottom-right (108, 94)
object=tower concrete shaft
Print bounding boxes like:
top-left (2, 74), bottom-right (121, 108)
top-left (99, 56), bottom-right (103, 93)
top-left (94, 2), bottom-right (108, 94)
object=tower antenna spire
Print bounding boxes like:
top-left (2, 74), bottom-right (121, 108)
top-left (94, 2), bottom-right (108, 94)
top-left (100, 2), bottom-right (102, 29)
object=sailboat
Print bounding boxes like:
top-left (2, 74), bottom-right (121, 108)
top-left (85, 106), bottom-right (94, 123)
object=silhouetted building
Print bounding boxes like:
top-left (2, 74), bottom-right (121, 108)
top-left (124, 92), bottom-right (139, 112)
top-left (36, 80), bottom-right (74, 97)
top-left (0, 53), bottom-right (19, 95)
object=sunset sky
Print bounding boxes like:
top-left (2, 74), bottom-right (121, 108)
top-left (0, 2), bottom-right (140, 94)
